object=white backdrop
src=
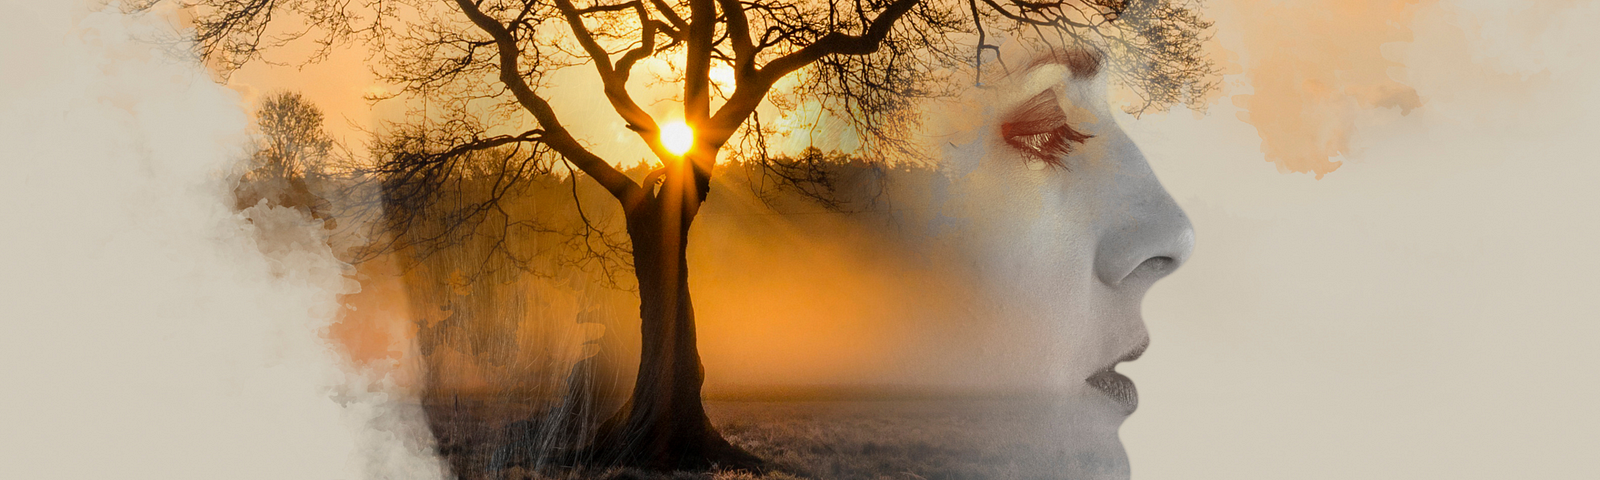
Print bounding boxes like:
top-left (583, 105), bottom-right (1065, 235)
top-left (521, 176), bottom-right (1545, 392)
top-left (1123, 1), bottom-right (1600, 478)
top-left (2, 1), bottom-right (1597, 479)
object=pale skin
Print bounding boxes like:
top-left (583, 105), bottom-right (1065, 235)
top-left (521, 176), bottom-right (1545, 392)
top-left (931, 47), bottom-right (1195, 478)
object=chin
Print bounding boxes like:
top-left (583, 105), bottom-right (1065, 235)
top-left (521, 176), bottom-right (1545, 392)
top-left (1017, 388), bottom-right (1136, 480)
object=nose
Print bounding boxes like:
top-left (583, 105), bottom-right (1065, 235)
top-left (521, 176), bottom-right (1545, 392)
top-left (1092, 157), bottom-right (1195, 287)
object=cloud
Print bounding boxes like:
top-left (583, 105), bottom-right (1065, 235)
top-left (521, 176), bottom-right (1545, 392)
top-left (1211, 0), bottom-right (1430, 178)
top-left (0, 3), bottom-right (444, 478)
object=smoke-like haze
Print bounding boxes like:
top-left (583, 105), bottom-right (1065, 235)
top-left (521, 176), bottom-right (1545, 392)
top-left (1210, 0), bottom-right (1429, 178)
top-left (7, 0), bottom-right (1600, 478)
top-left (0, 3), bottom-right (445, 478)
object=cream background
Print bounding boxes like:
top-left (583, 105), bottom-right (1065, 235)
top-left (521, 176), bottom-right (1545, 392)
top-left (1122, 1), bottom-right (1600, 478)
top-left (2, 0), bottom-right (1597, 479)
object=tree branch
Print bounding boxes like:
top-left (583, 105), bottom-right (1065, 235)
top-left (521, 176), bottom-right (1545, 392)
top-left (684, 0), bottom-right (717, 124)
top-left (980, 0), bottom-right (1092, 28)
top-left (706, 0), bottom-right (921, 146)
top-left (717, 0), bottom-right (755, 72)
top-left (554, 0), bottom-right (662, 142)
top-left (451, 0), bottom-right (641, 206)
top-left (760, 0), bottom-right (919, 82)
top-left (576, 2), bottom-right (638, 14)
top-left (648, 0), bottom-right (688, 33)
top-left (614, 2), bottom-right (659, 89)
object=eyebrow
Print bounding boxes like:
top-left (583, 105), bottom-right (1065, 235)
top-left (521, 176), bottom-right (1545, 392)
top-left (1023, 47), bottom-right (1103, 80)
top-left (991, 47), bottom-right (1102, 112)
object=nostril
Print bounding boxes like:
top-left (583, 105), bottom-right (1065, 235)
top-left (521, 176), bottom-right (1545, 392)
top-left (1092, 179), bottom-right (1195, 286)
top-left (1125, 256), bottom-right (1177, 283)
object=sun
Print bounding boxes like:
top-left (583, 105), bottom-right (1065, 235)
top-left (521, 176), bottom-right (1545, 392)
top-left (660, 121), bottom-right (694, 156)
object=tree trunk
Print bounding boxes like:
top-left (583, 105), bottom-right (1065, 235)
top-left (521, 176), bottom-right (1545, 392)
top-left (591, 171), bottom-right (762, 471)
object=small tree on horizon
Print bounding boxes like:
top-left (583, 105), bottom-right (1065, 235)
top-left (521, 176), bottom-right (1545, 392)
top-left (173, 0), bottom-right (1217, 471)
top-left (234, 90), bottom-right (336, 217)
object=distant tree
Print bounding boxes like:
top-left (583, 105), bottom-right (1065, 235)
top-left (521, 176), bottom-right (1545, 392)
top-left (175, 0), bottom-right (1217, 471)
top-left (233, 90), bottom-right (335, 217)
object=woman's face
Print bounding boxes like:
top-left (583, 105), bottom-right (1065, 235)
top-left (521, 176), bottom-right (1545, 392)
top-left (935, 48), bottom-right (1195, 478)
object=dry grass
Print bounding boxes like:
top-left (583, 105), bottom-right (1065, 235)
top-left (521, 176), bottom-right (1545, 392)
top-left (431, 398), bottom-right (1072, 480)
top-left (709, 399), bottom-right (1068, 480)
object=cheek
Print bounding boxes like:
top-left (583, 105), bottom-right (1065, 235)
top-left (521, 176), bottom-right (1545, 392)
top-left (945, 157), bottom-right (1113, 383)
top-left (952, 147), bottom-right (1104, 269)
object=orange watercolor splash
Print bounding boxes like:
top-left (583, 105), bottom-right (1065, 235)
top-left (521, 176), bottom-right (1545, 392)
top-left (324, 254), bottom-right (427, 392)
top-left (1215, 0), bottom-right (1430, 178)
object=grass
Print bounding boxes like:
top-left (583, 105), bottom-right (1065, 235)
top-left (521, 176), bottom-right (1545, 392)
top-left (429, 398), bottom-right (1075, 480)
top-left (710, 399), bottom-right (1069, 480)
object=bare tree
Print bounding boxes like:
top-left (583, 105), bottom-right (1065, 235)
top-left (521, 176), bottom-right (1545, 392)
top-left (175, 0), bottom-right (1216, 471)
top-left (234, 90), bottom-right (335, 216)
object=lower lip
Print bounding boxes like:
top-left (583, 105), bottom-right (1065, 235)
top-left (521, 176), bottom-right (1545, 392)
top-left (1086, 370), bottom-right (1138, 414)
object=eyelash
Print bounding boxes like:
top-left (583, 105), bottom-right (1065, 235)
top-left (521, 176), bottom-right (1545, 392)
top-left (1001, 121), bottom-right (1093, 168)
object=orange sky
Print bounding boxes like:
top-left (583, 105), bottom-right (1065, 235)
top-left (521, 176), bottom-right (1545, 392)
top-left (224, 0), bottom-right (1471, 392)
top-left (220, 0), bottom-right (1447, 179)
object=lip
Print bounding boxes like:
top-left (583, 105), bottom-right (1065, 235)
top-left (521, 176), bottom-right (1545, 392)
top-left (1086, 340), bottom-right (1147, 414)
top-left (1086, 369), bottom-right (1138, 414)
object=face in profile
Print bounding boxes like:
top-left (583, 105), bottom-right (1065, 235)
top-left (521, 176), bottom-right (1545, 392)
top-left (345, 43), bottom-right (1197, 480)
top-left (378, 45), bottom-right (1196, 480)
top-left (931, 47), bottom-right (1195, 478)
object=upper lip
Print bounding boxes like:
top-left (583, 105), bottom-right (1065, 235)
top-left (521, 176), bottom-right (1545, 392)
top-left (1117, 339), bottom-right (1148, 364)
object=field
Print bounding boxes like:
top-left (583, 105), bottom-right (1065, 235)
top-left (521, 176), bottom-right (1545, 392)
top-left (427, 397), bottom-right (1080, 480)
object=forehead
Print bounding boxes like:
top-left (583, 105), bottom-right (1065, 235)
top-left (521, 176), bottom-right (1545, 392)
top-left (930, 46), bottom-right (1109, 140)
top-left (993, 47), bottom-right (1108, 109)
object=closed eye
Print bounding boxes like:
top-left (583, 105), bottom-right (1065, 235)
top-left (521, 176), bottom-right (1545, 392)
top-left (1000, 90), bottom-right (1093, 168)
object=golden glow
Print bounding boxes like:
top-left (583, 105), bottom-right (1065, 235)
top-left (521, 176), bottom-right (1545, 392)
top-left (660, 121), bottom-right (694, 156)
top-left (709, 65), bottom-right (737, 91)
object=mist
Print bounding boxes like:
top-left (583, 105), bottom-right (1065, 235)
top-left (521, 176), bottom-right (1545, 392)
top-left (333, 159), bottom-right (1059, 402)
top-left (0, 3), bottom-right (445, 478)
